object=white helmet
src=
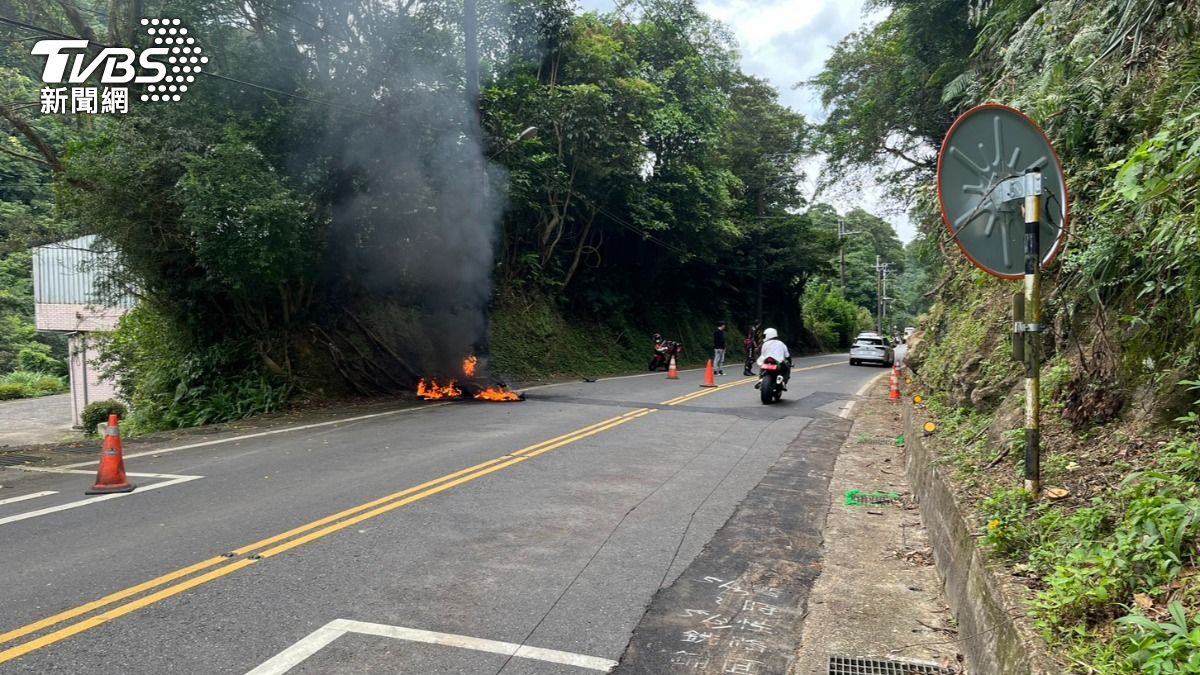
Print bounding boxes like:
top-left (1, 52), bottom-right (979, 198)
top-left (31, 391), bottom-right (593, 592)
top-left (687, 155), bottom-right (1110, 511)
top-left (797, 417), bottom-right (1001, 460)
top-left (763, 327), bottom-right (778, 341)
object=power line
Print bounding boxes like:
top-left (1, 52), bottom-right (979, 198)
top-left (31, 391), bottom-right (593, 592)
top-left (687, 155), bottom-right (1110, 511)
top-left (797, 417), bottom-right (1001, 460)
top-left (259, 2), bottom-right (352, 45)
top-left (629, 0), bottom-right (728, 87)
top-left (582, 198), bottom-right (689, 257)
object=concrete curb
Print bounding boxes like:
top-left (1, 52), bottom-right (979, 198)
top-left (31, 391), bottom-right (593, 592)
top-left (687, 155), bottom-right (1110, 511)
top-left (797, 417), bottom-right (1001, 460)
top-left (902, 405), bottom-right (1058, 674)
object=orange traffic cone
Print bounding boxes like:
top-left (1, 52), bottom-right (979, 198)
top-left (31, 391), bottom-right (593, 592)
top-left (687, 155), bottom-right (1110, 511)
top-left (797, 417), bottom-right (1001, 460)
top-left (86, 414), bottom-right (136, 495)
top-left (667, 355), bottom-right (679, 380)
top-left (889, 371), bottom-right (901, 401)
top-left (699, 359), bottom-right (717, 388)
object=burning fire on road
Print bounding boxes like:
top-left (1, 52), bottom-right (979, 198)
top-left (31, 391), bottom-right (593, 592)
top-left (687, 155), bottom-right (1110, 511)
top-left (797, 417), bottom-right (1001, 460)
top-left (416, 378), bottom-right (463, 400)
top-left (416, 355), bottom-right (523, 402)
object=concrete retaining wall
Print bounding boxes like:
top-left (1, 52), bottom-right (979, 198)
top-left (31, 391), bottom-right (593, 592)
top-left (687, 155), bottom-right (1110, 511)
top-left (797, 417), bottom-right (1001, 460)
top-left (903, 406), bottom-right (1056, 675)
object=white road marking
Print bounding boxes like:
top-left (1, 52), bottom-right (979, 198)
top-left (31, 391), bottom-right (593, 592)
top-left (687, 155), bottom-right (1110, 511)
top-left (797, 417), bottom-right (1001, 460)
top-left (519, 367), bottom-right (703, 391)
top-left (245, 625), bottom-right (346, 675)
top-left (0, 491), bottom-right (56, 507)
top-left (55, 404), bottom-right (448, 469)
top-left (30, 353), bottom-right (849, 471)
top-left (245, 619), bottom-right (618, 674)
top-left (519, 353), bottom-right (849, 392)
top-left (13, 467), bottom-right (104, 475)
top-left (840, 371), bottom-right (888, 419)
top-left (0, 474), bottom-right (202, 527)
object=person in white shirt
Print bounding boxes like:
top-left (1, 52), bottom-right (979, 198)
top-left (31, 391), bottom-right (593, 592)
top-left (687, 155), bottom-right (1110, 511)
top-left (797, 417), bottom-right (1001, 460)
top-left (756, 327), bottom-right (791, 390)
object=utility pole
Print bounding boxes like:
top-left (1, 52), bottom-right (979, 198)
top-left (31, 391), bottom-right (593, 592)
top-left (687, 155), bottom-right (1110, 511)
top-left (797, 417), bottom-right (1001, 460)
top-left (878, 253), bottom-right (888, 331)
top-left (836, 218), bottom-right (861, 297)
top-left (874, 257), bottom-right (894, 334)
top-left (464, 0), bottom-right (480, 133)
top-left (839, 220), bottom-right (847, 296)
top-left (756, 190), bottom-right (766, 325)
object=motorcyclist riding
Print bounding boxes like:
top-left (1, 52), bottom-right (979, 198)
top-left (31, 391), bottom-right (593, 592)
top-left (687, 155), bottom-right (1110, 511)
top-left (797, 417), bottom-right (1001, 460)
top-left (756, 327), bottom-right (791, 392)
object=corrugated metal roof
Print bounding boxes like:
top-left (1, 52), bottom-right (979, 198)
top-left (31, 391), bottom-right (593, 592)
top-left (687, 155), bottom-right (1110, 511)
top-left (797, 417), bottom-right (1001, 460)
top-left (32, 235), bottom-right (136, 308)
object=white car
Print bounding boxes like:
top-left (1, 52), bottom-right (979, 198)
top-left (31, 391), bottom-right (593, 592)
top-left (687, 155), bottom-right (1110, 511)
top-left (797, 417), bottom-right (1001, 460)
top-left (850, 335), bottom-right (894, 367)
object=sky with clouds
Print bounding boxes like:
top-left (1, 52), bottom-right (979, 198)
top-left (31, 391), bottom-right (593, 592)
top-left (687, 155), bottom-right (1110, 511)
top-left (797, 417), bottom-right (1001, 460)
top-left (576, 0), bottom-right (915, 242)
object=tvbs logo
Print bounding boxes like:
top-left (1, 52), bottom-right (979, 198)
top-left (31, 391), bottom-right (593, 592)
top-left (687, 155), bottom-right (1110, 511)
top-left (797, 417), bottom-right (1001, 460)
top-left (33, 18), bottom-right (205, 114)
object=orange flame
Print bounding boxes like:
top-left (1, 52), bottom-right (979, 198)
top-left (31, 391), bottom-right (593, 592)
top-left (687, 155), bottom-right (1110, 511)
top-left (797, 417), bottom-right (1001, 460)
top-left (463, 355), bottom-right (478, 378)
top-left (417, 378), bottom-right (463, 400)
top-left (474, 385), bottom-right (521, 401)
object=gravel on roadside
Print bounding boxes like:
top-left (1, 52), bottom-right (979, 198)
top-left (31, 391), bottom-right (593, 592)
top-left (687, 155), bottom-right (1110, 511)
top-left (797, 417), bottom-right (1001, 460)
top-left (788, 375), bottom-right (966, 674)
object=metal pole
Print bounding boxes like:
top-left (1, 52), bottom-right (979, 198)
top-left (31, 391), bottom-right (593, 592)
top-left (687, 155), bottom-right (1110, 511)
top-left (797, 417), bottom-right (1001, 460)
top-left (838, 220), bottom-right (846, 296)
top-left (756, 190), bottom-right (765, 324)
top-left (1022, 169), bottom-right (1042, 498)
top-left (875, 255), bottom-right (882, 333)
top-left (881, 271), bottom-right (887, 335)
top-left (755, 252), bottom-right (764, 325)
top-left (464, 0), bottom-right (480, 126)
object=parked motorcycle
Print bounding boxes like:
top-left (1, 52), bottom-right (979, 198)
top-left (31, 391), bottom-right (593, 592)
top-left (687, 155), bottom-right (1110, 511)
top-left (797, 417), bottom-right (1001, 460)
top-left (648, 339), bottom-right (683, 371)
top-left (757, 356), bottom-right (788, 404)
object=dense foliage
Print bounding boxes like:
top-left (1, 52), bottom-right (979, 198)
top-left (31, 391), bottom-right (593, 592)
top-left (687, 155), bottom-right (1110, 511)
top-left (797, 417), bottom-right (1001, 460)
top-left (0, 0), bottom-right (908, 430)
top-left (79, 398), bottom-right (127, 433)
top-left (0, 125), bottom-right (69, 390)
top-left (810, 0), bottom-right (1200, 670)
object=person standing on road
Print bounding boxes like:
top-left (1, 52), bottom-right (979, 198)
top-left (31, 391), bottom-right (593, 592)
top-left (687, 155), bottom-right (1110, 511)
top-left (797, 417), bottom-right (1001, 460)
top-left (713, 322), bottom-right (727, 375)
top-left (742, 323), bottom-right (759, 376)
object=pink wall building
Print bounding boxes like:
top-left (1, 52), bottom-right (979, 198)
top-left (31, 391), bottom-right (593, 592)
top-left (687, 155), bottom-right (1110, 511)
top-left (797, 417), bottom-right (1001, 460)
top-left (32, 236), bottom-right (134, 426)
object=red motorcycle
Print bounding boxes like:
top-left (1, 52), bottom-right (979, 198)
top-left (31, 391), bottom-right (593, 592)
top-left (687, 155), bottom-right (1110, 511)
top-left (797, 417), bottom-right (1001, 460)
top-left (649, 339), bottom-right (683, 371)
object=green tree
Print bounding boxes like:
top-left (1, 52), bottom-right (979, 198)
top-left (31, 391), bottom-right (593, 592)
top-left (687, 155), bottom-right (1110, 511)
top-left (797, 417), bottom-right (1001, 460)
top-left (807, 0), bottom-right (975, 200)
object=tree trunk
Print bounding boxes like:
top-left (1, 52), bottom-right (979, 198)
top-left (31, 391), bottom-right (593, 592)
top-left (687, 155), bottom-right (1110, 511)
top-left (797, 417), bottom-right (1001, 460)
top-left (560, 208), bottom-right (596, 290)
top-left (464, 0), bottom-right (480, 137)
top-left (128, 0), bottom-right (144, 45)
top-left (56, 0), bottom-right (101, 44)
top-left (0, 102), bottom-right (62, 171)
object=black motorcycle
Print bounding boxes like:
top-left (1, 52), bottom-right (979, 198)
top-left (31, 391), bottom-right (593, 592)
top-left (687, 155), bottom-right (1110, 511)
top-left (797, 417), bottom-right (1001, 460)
top-left (757, 357), bottom-right (789, 404)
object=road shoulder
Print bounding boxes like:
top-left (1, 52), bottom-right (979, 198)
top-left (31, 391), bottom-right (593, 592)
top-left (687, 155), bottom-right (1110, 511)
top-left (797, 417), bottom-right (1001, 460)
top-left (787, 375), bottom-right (961, 674)
top-left (612, 411), bottom-right (849, 674)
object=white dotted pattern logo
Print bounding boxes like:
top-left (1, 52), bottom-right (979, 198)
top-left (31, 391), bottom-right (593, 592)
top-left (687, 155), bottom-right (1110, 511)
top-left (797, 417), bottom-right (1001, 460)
top-left (139, 18), bottom-right (205, 103)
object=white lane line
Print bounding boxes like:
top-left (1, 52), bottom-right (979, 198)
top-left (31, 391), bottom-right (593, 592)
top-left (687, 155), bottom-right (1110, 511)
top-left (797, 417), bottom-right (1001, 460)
top-left (840, 371), bottom-right (888, 419)
top-left (13, 467), bottom-right (103, 475)
top-left (519, 353), bottom-right (849, 392)
top-left (245, 625), bottom-right (347, 675)
top-left (0, 491), bottom-right (57, 507)
top-left (0, 474), bottom-right (202, 527)
top-left (41, 355), bottom-right (848, 469)
top-left (32, 355), bottom-right (844, 470)
top-left (520, 367), bottom-right (704, 391)
top-left (56, 403), bottom-right (448, 469)
top-left (245, 619), bottom-right (617, 674)
top-left (13, 468), bottom-right (200, 478)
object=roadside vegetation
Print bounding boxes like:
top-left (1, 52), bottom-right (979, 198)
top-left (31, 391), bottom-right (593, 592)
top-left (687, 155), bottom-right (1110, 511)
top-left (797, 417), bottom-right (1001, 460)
top-left (0, 370), bottom-right (67, 400)
top-left (0, 247), bottom-right (68, 400)
top-left (0, 0), bottom-right (922, 433)
top-left (812, 0), bottom-right (1200, 670)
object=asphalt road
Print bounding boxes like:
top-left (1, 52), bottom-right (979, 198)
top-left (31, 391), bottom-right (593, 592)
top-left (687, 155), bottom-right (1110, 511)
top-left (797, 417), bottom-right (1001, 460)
top-left (0, 394), bottom-right (73, 447)
top-left (0, 353), bottom-right (885, 674)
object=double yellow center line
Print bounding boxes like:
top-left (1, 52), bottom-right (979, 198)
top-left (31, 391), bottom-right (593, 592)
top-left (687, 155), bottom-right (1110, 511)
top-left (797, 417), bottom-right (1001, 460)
top-left (0, 374), bottom-right (774, 665)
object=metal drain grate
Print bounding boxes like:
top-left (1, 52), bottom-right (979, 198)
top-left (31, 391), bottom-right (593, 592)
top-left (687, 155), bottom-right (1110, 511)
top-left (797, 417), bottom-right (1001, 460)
top-left (829, 656), bottom-right (947, 674)
top-left (0, 454), bottom-right (47, 467)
